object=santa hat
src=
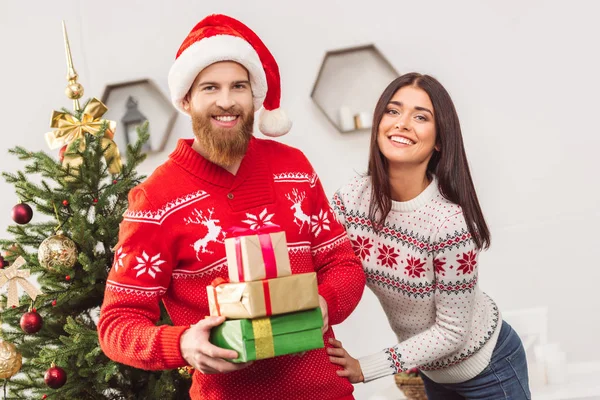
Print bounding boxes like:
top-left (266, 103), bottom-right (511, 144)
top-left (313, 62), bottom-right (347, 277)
top-left (168, 14), bottom-right (292, 137)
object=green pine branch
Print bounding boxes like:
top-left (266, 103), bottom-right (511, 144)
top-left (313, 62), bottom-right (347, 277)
top-left (1, 113), bottom-right (191, 399)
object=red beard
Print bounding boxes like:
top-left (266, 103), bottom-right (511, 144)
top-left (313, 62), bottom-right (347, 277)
top-left (191, 105), bottom-right (254, 167)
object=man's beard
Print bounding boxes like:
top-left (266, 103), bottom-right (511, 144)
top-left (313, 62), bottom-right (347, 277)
top-left (191, 105), bottom-right (254, 167)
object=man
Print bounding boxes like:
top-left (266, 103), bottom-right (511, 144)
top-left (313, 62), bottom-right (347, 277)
top-left (98, 14), bottom-right (365, 400)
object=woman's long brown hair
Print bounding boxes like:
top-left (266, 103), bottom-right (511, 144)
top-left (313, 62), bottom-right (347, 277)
top-left (368, 73), bottom-right (490, 249)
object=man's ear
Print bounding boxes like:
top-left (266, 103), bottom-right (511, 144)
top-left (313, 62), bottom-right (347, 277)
top-left (181, 93), bottom-right (191, 115)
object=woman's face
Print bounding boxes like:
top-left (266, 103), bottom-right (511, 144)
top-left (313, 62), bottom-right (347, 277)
top-left (377, 86), bottom-right (438, 168)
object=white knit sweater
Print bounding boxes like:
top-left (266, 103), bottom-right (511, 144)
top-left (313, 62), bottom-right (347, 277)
top-left (332, 176), bottom-right (501, 384)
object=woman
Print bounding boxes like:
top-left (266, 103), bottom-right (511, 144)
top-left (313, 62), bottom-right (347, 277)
top-left (329, 73), bottom-right (530, 399)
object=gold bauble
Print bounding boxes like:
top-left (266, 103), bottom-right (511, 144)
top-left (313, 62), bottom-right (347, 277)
top-left (38, 233), bottom-right (78, 271)
top-left (65, 82), bottom-right (84, 99)
top-left (0, 339), bottom-right (22, 379)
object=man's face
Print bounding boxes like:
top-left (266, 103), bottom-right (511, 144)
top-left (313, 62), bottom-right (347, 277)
top-left (182, 61), bottom-right (255, 167)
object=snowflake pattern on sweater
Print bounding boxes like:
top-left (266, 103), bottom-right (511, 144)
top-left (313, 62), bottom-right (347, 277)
top-left (98, 138), bottom-right (365, 400)
top-left (332, 176), bottom-right (500, 384)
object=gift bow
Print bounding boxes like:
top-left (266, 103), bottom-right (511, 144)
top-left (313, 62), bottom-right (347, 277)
top-left (45, 98), bottom-right (122, 174)
top-left (210, 277), bottom-right (273, 317)
top-left (210, 277), bottom-right (228, 317)
top-left (226, 225), bottom-right (282, 282)
top-left (0, 256), bottom-right (43, 310)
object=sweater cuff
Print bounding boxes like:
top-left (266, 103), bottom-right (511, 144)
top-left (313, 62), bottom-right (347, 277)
top-left (359, 351), bottom-right (397, 382)
top-left (318, 283), bottom-right (338, 323)
top-left (158, 325), bottom-right (190, 369)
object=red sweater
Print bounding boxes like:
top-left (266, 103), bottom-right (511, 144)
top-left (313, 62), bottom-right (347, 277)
top-left (98, 138), bottom-right (365, 400)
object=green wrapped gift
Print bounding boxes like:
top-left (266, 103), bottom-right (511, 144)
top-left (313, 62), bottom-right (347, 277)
top-left (209, 307), bottom-right (324, 363)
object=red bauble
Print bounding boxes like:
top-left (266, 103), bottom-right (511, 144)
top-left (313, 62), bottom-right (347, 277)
top-left (44, 365), bottom-right (67, 389)
top-left (0, 256), bottom-right (8, 268)
top-left (20, 311), bottom-right (43, 334)
top-left (58, 145), bottom-right (67, 163)
top-left (11, 203), bottom-right (33, 225)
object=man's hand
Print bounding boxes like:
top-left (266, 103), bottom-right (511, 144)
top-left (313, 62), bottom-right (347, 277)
top-left (319, 295), bottom-right (329, 333)
top-left (180, 316), bottom-right (253, 374)
top-left (327, 337), bottom-right (364, 383)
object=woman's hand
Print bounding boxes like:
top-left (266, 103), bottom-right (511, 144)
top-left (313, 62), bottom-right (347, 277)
top-left (327, 337), bottom-right (365, 383)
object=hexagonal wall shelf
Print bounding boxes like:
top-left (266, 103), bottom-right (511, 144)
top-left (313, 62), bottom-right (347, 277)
top-left (101, 79), bottom-right (177, 155)
top-left (311, 44), bottom-right (399, 133)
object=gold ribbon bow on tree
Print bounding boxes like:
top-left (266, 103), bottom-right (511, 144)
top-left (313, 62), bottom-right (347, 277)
top-left (45, 98), bottom-right (122, 174)
top-left (0, 256), bottom-right (43, 311)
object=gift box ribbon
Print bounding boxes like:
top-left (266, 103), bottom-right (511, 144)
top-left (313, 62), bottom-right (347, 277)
top-left (227, 225), bottom-right (282, 282)
top-left (251, 317), bottom-right (275, 359)
top-left (210, 277), bottom-right (273, 317)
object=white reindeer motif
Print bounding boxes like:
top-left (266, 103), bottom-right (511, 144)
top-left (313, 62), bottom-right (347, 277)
top-left (185, 208), bottom-right (224, 260)
top-left (285, 188), bottom-right (311, 233)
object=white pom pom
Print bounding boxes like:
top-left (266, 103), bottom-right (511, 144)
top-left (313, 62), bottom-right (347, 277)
top-left (258, 108), bottom-right (292, 137)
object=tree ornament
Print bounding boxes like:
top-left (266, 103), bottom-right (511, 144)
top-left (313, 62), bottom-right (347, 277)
top-left (58, 145), bottom-right (67, 163)
top-left (44, 363), bottom-right (67, 389)
top-left (178, 365), bottom-right (194, 379)
top-left (0, 256), bottom-right (8, 268)
top-left (62, 200), bottom-right (69, 207)
top-left (38, 233), bottom-right (78, 271)
top-left (0, 256), bottom-right (43, 309)
top-left (20, 310), bottom-right (44, 334)
top-left (11, 203), bottom-right (33, 224)
top-left (46, 98), bottom-right (122, 175)
top-left (0, 339), bottom-right (22, 379)
top-left (3, 244), bottom-right (20, 258)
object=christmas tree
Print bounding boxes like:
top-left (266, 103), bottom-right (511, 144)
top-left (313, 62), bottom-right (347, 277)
top-left (0, 23), bottom-right (191, 399)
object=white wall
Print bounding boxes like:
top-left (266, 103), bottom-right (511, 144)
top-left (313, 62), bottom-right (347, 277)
top-left (1, 1), bottom-right (599, 398)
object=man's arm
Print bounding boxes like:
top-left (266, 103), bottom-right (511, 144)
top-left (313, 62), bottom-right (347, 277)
top-left (308, 172), bottom-right (365, 326)
top-left (97, 188), bottom-right (187, 370)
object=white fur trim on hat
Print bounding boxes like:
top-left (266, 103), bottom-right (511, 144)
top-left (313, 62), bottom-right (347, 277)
top-left (168, 35), bottom-right (267, 114)
top-left (259, 108), bottom-right (292, 137)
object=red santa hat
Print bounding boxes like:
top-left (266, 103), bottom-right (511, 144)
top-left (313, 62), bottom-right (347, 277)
top-left (168, 14), bottom-right (292, 137)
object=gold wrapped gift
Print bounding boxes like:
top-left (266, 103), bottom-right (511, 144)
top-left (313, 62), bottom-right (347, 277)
top-left (225, 228), bottom-right (291, 283)
top-left (207, 273), bottom-right (319, 319)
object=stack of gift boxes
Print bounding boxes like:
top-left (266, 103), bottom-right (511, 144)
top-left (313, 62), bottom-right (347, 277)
top-left (207, 228), bottom-right (324, 363)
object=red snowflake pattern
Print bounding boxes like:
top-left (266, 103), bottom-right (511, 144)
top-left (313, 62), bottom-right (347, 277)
top-left (433, 258), bottom-right (446, 275)
top-left (457, 251), bottom-right (477, 274)
top-left (377, 244), bottom-right (400, 269)
top-left (351, 236), bottom-right (373, 260)
top-left (405, 256), bottom-right (427, 278)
